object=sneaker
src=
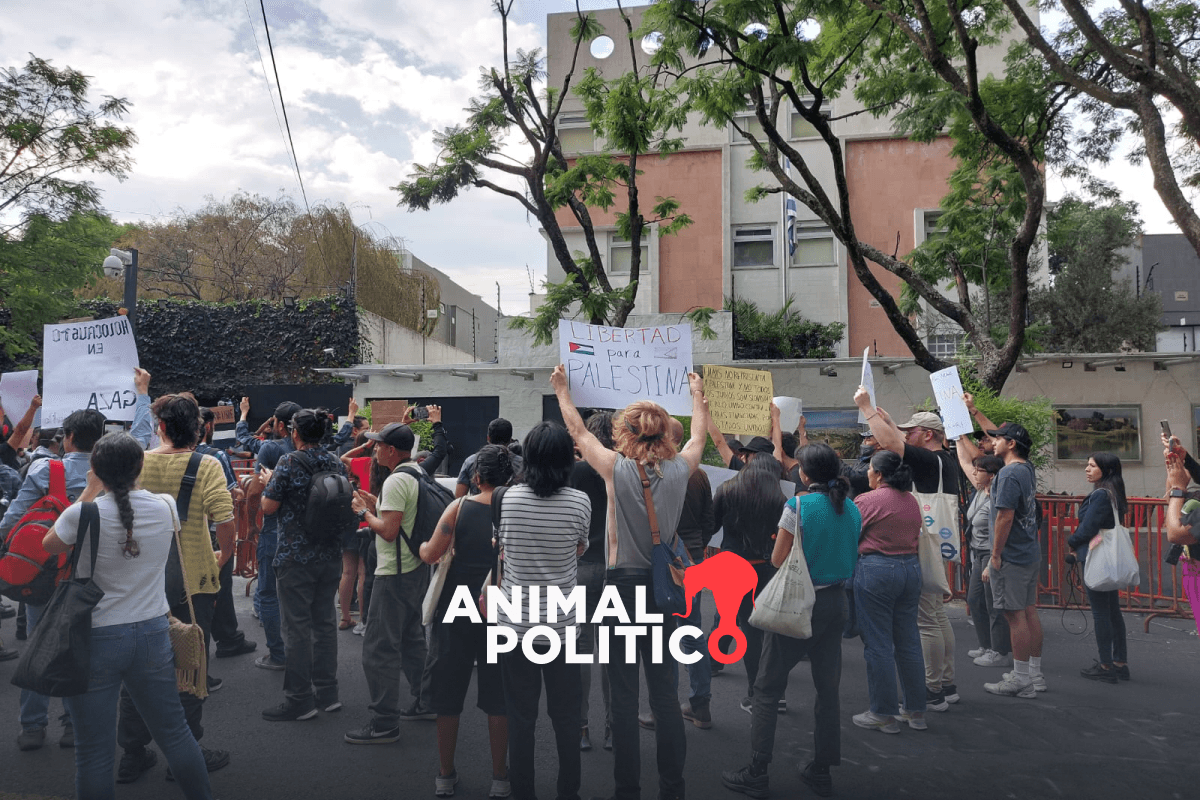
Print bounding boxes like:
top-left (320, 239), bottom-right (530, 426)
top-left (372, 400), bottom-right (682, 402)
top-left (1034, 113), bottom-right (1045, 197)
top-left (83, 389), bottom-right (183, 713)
top-left (166, 747), bottom-right (229, 781)
top-left (1114, 664), bottom-right (1131, 681)
top-left (1002, 670), bottom-right (1047, 692)
top-left (638, 710), bottom-right (656, 730)
top-left (262, 700), bottom-right (318, 721)
top-left (435, 770), bottom-right (459, 797)
top-left (116, 748), bottom-right (158, 783)
top-left (0, 601), bottom-right (14, 618)
top-left (206, 675), bottom-right (224, 693)
top-left (489, 777), bottom-right (513, 798)
top-left (215, 639), bottom-right (258, 658)
top-left (602, 724), bottom-right (613, 751)
top-left (681, 701), bottom-right (712, 729)
top-left (984, 673), bottom-right (1037, 698)
top-left (967, 646), bottom-right (987, 658)
top-left (0, 642), bottom-right (18, 662)
top-left (321, 699), bottom-right (343, 712)
top-left (399, 702), bottom-right (436, 721)
top-left (777, 698), bottom-right (787, 714)
top-left (17, 727), bottom-right (46, 751)
top-left (898, 709), bottom-right (928, 731)
top-left (59, 722), bottom-right (74, 748)
top-left (254, 655), bottom-right (286, 671)
top-left (1080, 662), bottom-right (1119, 684)
top-left (852, 711), bottom-right (900, 734)
top-left (581, 726), bottom-right (592, 751)
top-left (739, 696), bottom-right (752, 715)
top-left (943, 684), bottom-right (960, 704)
top-left (353, 621), bottom-right (366, 635)
top-left (344, 721), bottom-right (401, 744)
top-left (926, 688), bottom-right (949, 712)
top-left (799, 762), bottom-right (833, 797)
top-left (720, 764), bottom-right (769, 799)
top-left (974, 650), bottom-right (1012, 667)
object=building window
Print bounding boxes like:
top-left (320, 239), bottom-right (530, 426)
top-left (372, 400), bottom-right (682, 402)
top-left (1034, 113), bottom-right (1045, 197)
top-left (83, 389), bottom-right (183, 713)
top-left (792, 220), bottom-right (836, 266)
top-left (790, 109), bottom-right (831, 139)
top-left (731, 113), bottom-right (765, 143)
top-left (557, 114), bottom-right (593, 153)
top-left (733, 226), bottom-right (775, 268)
top-left (926, 334), bottom-right (961, 360)
top-left (609, 233), bottom-right (648, 275)
top-left (802, 410), bottom-right (862, 460)
top-left (1055, 406), bottom-right (1141, 461)
top-left (922, 209), bottom-right (947, 243)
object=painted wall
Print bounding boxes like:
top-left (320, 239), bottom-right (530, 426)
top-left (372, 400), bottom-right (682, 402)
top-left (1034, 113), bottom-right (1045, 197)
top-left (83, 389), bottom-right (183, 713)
top-left (358, 309), bottom-right (476, 367)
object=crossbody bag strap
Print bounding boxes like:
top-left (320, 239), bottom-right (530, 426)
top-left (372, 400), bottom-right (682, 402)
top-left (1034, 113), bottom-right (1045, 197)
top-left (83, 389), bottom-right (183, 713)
top-left (636, 462), bottom-right (662, 547)
top-left (488, 485), bottom-right (509, 586)
top-left (160, 494), bottom-right (198, 620)
top-left (72, 501), bottom-right (102, 579)
top-left (176, 452), bottom-right (204, 523)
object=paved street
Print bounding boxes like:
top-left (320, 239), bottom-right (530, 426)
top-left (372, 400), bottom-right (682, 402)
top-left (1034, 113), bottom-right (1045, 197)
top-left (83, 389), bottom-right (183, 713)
top-left (2, 584), bottom-right (1197, 800)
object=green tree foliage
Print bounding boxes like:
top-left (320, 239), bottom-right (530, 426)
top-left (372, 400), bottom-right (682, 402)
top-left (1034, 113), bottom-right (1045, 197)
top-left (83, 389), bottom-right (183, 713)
top-left (394, 1), bottom-right (690, 342)
top-left (1030, 196), bottom-right (1162, 353)
top-left (962, 370), bottom-right (1054, 478)
top-left (726, 296), bottom-right (844, 359)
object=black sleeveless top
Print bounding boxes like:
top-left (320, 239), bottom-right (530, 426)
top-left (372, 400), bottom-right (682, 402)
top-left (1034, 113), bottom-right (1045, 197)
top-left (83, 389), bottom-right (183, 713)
top-left (438, 498), bottom-right (495, 615)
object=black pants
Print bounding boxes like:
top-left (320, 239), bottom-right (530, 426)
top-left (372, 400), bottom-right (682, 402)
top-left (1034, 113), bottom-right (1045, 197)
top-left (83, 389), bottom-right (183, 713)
top-left (735, 563), bottom-right (777, 698)
top-left (501, 640), bottom-right (581, 800)
top-left (750, 586), bottom-right (846, 769)
top-left (277, 559), bottom-right (340, 707)
top-left (211, 557), bottom-right (249, 654)
top-left (118, 591), bottom-right (216, 752)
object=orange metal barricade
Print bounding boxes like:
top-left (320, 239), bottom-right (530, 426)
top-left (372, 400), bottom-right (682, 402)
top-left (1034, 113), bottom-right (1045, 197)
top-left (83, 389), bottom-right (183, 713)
top-left (233, 473), bottom-right (261, 595)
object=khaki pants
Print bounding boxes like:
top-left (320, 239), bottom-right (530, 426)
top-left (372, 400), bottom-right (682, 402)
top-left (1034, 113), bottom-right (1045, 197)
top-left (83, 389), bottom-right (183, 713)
top-left (918, 592), bottom-right (955, 692)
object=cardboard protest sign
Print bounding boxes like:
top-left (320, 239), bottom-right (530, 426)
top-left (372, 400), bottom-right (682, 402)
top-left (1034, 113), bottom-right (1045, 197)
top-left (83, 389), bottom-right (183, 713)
top-left (41, 317), bottom-right (140, 428)
top-left (929, 366), bottom-right (973, 439)
top-left (559, 320), bottom-right (694, 415)
top-left (703, 365), bottom-right (774, 436)
top-left (858, 347), bottom-right (876, 423)
top-left (369, 400), bottom-right (408, 429)
top-left (0, 370), bottom-right (39, 419)
top-left (774, 396), bottom-right (803, 433)
top-left (205, 405), bottom-right (236, 426)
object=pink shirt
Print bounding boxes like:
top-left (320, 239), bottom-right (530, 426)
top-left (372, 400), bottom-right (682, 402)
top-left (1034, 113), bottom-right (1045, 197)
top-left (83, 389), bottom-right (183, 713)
top-left (855, 486), bottom-right (922, 556)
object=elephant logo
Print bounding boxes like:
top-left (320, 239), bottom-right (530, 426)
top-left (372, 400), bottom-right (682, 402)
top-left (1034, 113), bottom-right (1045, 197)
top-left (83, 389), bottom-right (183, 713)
top-left (678, 551), bottom-right (760, 665)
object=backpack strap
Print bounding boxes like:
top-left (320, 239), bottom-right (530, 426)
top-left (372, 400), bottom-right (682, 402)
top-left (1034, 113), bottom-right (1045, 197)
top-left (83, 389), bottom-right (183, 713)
top-left (176, 452), bottom-right (204, 523)
top-left (393, 464), bottom-right (427, 559)
top-left (47, 459), bottom-right (67, 505)
top-left (488, 485), bottom-right (508, 586)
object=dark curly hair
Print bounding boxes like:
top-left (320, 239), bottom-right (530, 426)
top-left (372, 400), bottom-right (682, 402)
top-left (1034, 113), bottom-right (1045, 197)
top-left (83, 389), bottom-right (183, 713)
top-left (151, 395), bottom-right (201, 449)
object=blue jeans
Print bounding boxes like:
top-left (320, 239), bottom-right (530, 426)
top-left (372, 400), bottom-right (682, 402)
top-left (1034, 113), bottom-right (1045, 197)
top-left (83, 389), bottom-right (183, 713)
top-left (64, 616), bottom-right (212, 800)
top-left (854, 554), bottom-right (926, 716)
top-left (257, 531), bottom-right (285, 662)
top-left (19, 602), bottom-right (69, 732)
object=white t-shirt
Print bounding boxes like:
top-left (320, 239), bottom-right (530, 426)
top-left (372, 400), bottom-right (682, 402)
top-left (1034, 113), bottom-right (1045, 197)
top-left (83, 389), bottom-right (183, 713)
top-left (56, 490), bottom-right (176, 628)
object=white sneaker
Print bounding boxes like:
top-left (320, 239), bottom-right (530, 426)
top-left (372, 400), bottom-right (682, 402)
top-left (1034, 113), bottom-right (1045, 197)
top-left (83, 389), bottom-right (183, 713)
top-left (435, 771), bottom-right (459, 797)
top-left (1003, 670), bottom-right (1047, 692)
top-left (967, 646), bottom-right (987, 658)
top-left (852, 711), bottom-right (900, 734)
top-left (489, 778), bottom-right (512, 799)
top-left (984, 674), bottom-right (1037, 698)
top-left (353, 622), bottom-right (366, 636)
top-left (898, 709), bottom-right (928, 730)
top-left (974, 650), bottom-right (1012, 667)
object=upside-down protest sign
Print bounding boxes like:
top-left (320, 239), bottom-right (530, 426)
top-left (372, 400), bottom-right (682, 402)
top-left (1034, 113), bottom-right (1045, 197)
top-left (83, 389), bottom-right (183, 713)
top-left (703, 365), bottom-right (774, 436)
top-left (558, 320), bottom-right (694, 415)
top-left (42, 317), bottom-right (141, 427)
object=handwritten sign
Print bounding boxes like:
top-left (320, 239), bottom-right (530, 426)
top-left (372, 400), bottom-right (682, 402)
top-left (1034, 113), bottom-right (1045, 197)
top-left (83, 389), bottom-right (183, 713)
top-left (929, 366), bottom-right (973, 439)
top-left (0, 370), bottom-right (39, 420)
top-left (559, 320), bottom-right (694, 415)
top-left (41, 317), bottom-right (140, 427)
top-left (859, 347), bottom-right (876, 423)
top-left (369, 400), bottom-right (408, 429)
top-left (703, 365), bottom-right (774, 436)
top-left (205, 405), bottom-right (236, 426)
top-left (774, 396), bottom-right (803, 433)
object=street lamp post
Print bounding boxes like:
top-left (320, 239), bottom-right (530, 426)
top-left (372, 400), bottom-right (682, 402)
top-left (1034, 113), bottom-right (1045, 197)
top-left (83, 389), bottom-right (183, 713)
top-left (102, 248), bottom-right (139, 333)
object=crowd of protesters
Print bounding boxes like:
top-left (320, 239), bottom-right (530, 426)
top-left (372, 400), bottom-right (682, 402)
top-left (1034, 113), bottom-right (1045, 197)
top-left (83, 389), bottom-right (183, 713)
top-left (0, 359), bottom-right (1196, 800)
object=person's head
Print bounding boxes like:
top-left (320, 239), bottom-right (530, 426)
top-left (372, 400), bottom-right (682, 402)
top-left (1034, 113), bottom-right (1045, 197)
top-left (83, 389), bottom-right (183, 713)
top-left (973, 431), bottom-right (996, 454)
top-left (353, 415), bottom-right (369, 431)
top-left (290, 409), bottom-right (327, 448)
top-left (60, 409), bottom-right (106, 453)
top-left (897, 411), bottom-right (945, 451)
top-left (972, 454), bottom-right (1004, 490)
top-left (200, 407), bottom-right (216, 444)
top-left (860, 429), bottom-right (878, 459)
top-left (868, 449), bottom-right (914, 492)
top-left (273, 401), bottom-right (302, 438)
top-left (585, 411), bottom-right (616, 451)
top-left (987, 422), bottom-right (1032, 461)
top-left (1087, 452), bottom-right (1127, 517)
top-left (521, 421), bottom-right (574, 497)
top-left (364, 422), bottom-right (415, 469)
top-left (487, 418), bottom-right (514, 446)
top-left (796, 442), bottom-right (850, 512)
top-left (475, 443), bottom-right (515, 491)
top-left (354, 431), bottom-right (371, 448)
top-left (781, 432), bottom-right (799, 461)
top-left (613, 402), bottom-right (676, 464)
top-left (38, 427), bottom-right (63, 455)
top-left (737, 436), bottom-right (775, 465)
top-left (151, 395), bottom-right (201, 449)
top-left (90, 432), bottom-right (145, 556)
top-left (668, 417), bottom-right (685, 449)
top-left (720, 454), bottom-right (788, 532)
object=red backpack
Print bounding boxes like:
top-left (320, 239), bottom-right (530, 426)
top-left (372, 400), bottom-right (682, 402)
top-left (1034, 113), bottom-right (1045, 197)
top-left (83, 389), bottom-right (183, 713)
top-left (0, 459), bottom-right (71, 604)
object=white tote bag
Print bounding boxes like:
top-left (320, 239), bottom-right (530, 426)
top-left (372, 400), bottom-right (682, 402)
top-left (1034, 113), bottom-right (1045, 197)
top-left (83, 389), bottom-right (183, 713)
top-left (919, 518), bottom-right (951, 595)
top-left (912, 453), bottom-right (961, 562)
top-left (421, 501), bottom-right (459, 625)
top-left (748, 512), bottom-right (816, 640)
top-left (1083, 497), bottom-right (1140, 592)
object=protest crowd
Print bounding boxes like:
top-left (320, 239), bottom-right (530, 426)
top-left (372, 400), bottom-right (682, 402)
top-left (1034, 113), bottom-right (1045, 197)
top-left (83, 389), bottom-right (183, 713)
top-left (1, 359), bottom-right (1197, 800)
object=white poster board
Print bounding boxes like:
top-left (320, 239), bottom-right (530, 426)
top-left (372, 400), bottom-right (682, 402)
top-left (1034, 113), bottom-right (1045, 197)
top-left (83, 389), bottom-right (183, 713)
top-left (41, 317), bottom-right (140, 427)
top-left (0, 370), bottom-right (39, 420)
top-left (774, 396), bottom-right (803, 433)
top-left (929, 366), bottom-right (973, 439)
top-left (858, 347), bottom-right (876, 423)
top-left (558, 320), bottom-right (694, 415)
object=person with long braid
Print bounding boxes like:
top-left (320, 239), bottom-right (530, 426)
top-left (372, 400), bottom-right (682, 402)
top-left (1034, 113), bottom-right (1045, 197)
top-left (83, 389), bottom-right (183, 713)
top-left (43, 432), bottom-right (213, 800)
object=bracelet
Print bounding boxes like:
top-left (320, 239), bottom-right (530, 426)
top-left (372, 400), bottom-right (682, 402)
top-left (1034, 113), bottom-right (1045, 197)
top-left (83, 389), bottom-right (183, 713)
top-left (866, 412), bottom-right (878, 421)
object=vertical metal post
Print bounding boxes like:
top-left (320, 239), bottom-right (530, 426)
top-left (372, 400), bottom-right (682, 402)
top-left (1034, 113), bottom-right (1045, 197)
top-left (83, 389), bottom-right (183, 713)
top-left (123, 248), bottom-right (139, 334)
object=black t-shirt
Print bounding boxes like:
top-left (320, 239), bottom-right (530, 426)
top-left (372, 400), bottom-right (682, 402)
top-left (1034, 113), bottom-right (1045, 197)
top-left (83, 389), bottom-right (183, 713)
top-left (902, 444), bottom-right (960, 495)
top-left (569, 460), bottom-right (607, 564)
top-left (0, 441), bottom-right (21, 472)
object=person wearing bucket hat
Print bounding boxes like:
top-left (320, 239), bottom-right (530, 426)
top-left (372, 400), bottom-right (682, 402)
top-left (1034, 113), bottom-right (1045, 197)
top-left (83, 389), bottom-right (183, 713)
top-left (853, 388), bottom-right (961, 711)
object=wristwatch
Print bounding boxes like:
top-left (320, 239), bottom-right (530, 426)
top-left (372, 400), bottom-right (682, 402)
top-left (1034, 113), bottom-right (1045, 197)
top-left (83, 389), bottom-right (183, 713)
top-left (1170, 488), bottom-right (1187, 499)
top-left (356, 509), bottom-right (369, 521)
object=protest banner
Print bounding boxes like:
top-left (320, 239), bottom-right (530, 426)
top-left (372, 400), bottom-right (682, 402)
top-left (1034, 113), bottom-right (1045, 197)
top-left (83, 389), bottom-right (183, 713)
top-left (0, 370), bottom-right (39, 419)
top-left (858, 347), bottom-right (876, 423)
top-left (774, 396), bottom-right (803, 433)
top-left (703, 365), bottom-right (774, 436)
top-left (369, 400), bottom-right (409, 429)
top-left (929, 366), bottom-right (973, 439)
top-left (41, 317), bottom-right (140, 427)
top-left (559, 320), bottom-right (694, 415)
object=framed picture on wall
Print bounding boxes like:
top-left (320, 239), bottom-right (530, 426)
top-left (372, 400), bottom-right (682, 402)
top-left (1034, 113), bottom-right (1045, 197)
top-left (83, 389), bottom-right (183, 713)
top-left (803, 409), bottom-right (863, 460)
top-left (1054, 406), bottom-right (1141, 461)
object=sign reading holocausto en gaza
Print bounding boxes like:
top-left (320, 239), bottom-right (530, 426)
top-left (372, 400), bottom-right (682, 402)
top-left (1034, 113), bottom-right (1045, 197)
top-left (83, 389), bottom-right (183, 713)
top-left (558, 320), bottom-right (694, 415)
top-left (42, 316), bottom-right (141, 428)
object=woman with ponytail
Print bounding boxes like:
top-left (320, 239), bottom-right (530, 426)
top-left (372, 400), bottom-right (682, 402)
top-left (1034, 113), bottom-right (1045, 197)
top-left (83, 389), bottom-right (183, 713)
top-left (43, 432), bottom-right (212, 800)
top-left (850, 450), bottom-right (928, 734)
top-left (723, 443), bottom-right (860, 798)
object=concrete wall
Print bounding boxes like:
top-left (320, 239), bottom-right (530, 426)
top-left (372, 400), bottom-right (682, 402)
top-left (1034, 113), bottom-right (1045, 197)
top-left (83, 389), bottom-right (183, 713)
top-left (359, 309), bottom-right (476, 366)
top-left (405, 253), bottom-right (499, 362)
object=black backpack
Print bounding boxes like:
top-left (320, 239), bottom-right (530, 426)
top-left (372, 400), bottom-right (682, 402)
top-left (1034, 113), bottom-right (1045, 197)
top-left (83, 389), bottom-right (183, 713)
top-left (296, 450), bottom-right (357, 544)
top-left (394, 465), bottom-right (454, 559)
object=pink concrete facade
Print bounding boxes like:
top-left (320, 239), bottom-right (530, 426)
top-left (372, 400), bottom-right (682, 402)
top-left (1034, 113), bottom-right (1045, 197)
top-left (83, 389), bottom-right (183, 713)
top-left (844, 137), bottom-right (956, 357)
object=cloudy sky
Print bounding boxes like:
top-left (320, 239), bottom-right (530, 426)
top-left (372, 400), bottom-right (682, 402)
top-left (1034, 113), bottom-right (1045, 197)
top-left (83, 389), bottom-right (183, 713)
top-left (2, 1), bottom-right (1185, 316)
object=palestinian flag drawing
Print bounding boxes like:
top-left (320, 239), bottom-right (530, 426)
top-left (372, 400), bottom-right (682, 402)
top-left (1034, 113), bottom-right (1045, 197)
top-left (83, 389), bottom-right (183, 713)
top-left (568, 342), bottom-right (594, 356)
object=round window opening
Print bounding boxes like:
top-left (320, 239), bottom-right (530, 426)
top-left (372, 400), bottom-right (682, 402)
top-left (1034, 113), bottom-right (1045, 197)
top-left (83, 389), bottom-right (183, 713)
top-left (744, 22), bottom-right (769, 41)
top-left (591, 35), bottom-right (615, 59)
top-left (641, 32), bottom-right (664, 55)
top-left (795, 19), bottom-right (821, 41)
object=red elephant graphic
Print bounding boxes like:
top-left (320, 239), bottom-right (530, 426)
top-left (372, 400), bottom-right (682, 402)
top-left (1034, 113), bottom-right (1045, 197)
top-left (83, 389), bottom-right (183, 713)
top-left (677, 551), bottom-right (759, 665)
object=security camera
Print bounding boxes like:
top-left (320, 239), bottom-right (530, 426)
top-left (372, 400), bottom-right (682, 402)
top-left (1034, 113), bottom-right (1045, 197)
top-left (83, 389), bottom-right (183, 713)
top-left (323, 347), bottom-right (335, 355)
top-left (103, 255), bottom-right (125, 279)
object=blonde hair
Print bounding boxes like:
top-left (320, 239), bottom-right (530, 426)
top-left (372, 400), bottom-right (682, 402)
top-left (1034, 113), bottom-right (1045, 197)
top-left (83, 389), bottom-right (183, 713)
top-left (614, 401), bottom-right (677, 467)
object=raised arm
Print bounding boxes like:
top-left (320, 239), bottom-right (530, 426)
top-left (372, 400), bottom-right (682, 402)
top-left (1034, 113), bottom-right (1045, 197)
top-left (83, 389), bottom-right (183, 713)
top-left (421, 405), bottom-right (449, 475)
top-left (707, 415), bottom-right (737, 468)
top-left (964, 393), bottom-right (998, 436)
top-left (956, 435), bottom-right (984, 490)
top-left (769, 402), bottom-right (782, 465)
top-left (5, 394), bottom-right (41, 450)
top-left (680, 373), bottom-right (710, 474)
top-left (551, 364), bottom-right (617, 478)
top-left (854, 387), bottom-right (904, 455)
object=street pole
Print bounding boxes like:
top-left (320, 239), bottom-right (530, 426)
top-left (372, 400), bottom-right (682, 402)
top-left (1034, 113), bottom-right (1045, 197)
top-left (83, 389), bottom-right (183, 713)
top-left (123, 248), bottom-right (139, 334)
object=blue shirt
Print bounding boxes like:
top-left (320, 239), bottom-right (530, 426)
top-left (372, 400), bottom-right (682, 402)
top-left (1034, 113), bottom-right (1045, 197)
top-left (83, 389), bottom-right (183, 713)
top-left (0, 451), bottom-right (91, 537)
top-left (235, 419), bottom-right (266, 456)
top-left (196, 442), bottom-right (237, 490)
top-left (263, 447), bottom-right (346, 567)
top-left (991, 459), bottom-right (1040, 566)
top-left (131, 393), bottom-right (153, 448)
top-left (257, 435), bottom-right (295, 540)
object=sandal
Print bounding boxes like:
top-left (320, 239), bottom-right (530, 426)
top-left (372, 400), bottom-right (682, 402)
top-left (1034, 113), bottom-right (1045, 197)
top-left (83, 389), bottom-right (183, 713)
top-left (339, 620), bottom-right (355, 630)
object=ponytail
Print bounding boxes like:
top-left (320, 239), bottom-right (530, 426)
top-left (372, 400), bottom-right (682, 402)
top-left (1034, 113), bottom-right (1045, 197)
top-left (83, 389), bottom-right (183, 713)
top-left (870, 450), bottom-right (914, 492)
top-left (797, 443), bottom-right (851, 515)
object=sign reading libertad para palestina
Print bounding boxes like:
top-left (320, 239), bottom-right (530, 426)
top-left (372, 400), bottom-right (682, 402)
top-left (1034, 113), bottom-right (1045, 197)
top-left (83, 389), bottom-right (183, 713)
top-left (558, 320), bottom-right (694, 415)
top-left (42, 317), bottom-right (141, 427)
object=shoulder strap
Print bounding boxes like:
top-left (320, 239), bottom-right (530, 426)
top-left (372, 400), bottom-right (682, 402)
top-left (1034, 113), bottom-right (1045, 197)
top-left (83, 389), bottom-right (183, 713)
top-left (636, 462), bottom-right (662, 547)
top-left (47, 458), bottom-right (66, 503)
top-left (490, 485), bottom-right (509, 532)
top-left (160, 493), bottom-right (198, 616)
top-left (72, 501), bottom-right (102, 579)
top-left (176, 452), bottom-right (204, 523)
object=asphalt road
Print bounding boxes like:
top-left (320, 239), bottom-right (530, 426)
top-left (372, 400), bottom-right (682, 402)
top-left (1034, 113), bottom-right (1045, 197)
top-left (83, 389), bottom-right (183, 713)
top-left (2, 584), bottom-right (1198, 800)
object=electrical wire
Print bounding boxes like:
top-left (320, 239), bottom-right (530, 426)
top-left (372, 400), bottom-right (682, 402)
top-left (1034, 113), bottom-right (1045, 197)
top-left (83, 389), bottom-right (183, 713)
top-left (243, 0), bottom-right (292, 167)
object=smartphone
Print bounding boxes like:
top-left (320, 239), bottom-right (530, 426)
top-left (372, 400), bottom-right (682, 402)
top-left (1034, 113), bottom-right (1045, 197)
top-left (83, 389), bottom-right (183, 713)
top-left (413, 405), bottom-right (430, 420)
top-left (1161, 420), bottom-right (1172, 438)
